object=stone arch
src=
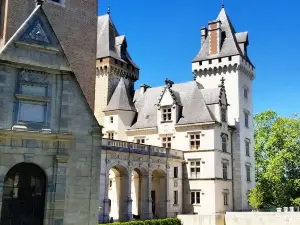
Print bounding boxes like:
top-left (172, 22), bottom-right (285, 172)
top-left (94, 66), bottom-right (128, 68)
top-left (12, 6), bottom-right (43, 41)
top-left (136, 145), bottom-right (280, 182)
top-left (151, 168), bottom-right (167, 218)
top-left (0, 162), bottom-right (47, 225)
top-left (130, 167), bottom-right (149, 219)
top-left (108, 164), bottom-right (130, 222)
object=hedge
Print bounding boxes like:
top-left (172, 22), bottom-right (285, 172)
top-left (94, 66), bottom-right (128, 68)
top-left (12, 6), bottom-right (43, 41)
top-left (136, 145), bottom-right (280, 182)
top-left (99, 218), bottom-right (181, 225)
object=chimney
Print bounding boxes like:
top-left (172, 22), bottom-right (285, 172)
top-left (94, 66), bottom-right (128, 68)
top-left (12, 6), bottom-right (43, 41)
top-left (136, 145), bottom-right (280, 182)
top-left (140, 84), bottom-right (151, 94)
top-left (201, 27), bottom-right (207, 47)
top-left (208, 20), bottom-right (222, 55)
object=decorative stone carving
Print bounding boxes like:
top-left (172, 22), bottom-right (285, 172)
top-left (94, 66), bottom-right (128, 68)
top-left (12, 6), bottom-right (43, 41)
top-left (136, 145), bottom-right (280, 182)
top-left (28, 20), bottom-right (50, 43)
top-left (24, 153), bottom-right (34, 163)
top-left (174, 180), bottom-right (178, 187)
top-left (20, 70), bottom-right (50, 84)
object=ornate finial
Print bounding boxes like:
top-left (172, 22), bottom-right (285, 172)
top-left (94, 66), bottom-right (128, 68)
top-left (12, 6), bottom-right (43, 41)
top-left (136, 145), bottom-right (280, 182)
top-left (220, 77), bottom-right (225, 87)
top-left (165, 78), bottom-right (174, 88)
top-left (36, 0), bottom-right (44, 5)
top-left (222, 0), bottom-right (225, 8)
top-left (107, 5), bottom-right (111, 15)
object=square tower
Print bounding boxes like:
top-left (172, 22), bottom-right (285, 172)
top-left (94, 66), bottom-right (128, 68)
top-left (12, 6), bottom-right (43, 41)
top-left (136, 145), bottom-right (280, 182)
top-left (192, 6), bottom-right (255, 211)
top-left (0, 0), bottom-right (98, 108)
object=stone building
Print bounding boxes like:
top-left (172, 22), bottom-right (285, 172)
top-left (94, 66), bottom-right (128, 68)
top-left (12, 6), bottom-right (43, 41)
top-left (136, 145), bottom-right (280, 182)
top-left (95, 5), bottom-right (255, 219)
top-left (0, 3), bottom-right (101, 225)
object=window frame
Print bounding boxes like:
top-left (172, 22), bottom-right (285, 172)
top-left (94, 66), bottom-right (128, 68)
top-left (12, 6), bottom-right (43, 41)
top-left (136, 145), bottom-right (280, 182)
top-left (136, 138), bottom-right (145, 144)
top-left (190, 160), bottom-right (201, 178)
top-left (246, 165), bottom-right (251, 182)
top-left (223, 192), bottom-right (228, 206)
top-left (221, 134), bottom-right (227, 152)
top-left (174, 167), bottom-right (178, 178)
top-left (107, 132), bottom-right (114, 140)
top-left (245, 139), bottom-right (250, 156)
top-left (222, 162), bottom-right (228, 180)
top-left (162, 106), bottom-right (172, 122)
top-left (244, 111), bottom-right (249, 128)
top-left (174, 190), bottom-right (178, 205)
top-left (162, 136), bottom-right (172, 148)
top-left (14, 71), bottom-right (51, 129)
top-left (190, 133), bottom-right (201, 150)
top-left (190, 190), bottom-right (201, 205)
top-left (243, 86), bottom-right (249, 99)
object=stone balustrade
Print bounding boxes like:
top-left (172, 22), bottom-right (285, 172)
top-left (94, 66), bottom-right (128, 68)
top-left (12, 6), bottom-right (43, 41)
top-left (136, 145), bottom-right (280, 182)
top-left (102, 138), bottom-right (184, 159)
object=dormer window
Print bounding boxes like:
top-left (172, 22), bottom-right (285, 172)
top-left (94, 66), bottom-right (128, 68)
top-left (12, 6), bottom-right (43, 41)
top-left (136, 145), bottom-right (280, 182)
top-left (162, 107), bottom-right (172, 122)
top-left (221, 108), bottom-right (227, 123)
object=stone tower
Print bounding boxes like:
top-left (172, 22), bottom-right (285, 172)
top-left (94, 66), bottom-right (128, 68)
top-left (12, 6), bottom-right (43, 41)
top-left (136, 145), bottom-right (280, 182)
top-left (192, 6), bottom-right (255, 211)
top-left (0, 0), bottom-right (98, 109)
top-left (95, 13), bottom-right (139, 125)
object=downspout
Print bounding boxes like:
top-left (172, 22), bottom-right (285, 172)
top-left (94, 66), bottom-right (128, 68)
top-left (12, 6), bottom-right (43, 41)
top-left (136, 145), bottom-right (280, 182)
top-left (230, 128), bottom-right (235, 211)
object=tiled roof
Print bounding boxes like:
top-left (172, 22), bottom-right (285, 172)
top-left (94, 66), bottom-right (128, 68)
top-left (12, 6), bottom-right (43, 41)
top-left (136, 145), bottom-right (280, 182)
top-left (103, 78), bottom-right (137, 112)
top-left (192, 8), bottom-right (247, 62)
top-left (129, 81), bottom-right (216, 129)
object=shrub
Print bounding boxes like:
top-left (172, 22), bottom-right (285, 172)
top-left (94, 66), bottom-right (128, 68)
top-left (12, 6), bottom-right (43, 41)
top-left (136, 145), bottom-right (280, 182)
top-left (99, 218), bottom-right (181, 225)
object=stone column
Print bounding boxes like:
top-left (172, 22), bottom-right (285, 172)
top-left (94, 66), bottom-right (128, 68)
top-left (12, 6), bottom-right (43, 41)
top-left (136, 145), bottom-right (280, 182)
top-left (119, 172), bottom-right (132, 222)
top-left (50, 154), bottom-right (69, 225)
top-left (165, 166), bottom-right (172, 218)
top-left (140, 175), bottom-right (152, 220)
top-left (98, 170), bottom-right (110, 223)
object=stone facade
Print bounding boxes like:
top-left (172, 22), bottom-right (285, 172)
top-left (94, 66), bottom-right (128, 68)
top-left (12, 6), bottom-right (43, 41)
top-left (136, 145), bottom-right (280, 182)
top-left (0, 6), bottom-right (101, 225)
top-left (0, 0), bottom-right (98, 109)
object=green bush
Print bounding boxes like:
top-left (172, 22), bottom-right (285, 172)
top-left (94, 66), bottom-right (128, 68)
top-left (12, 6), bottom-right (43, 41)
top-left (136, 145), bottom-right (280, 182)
top-left (99, 218), bottom-right (181, 225)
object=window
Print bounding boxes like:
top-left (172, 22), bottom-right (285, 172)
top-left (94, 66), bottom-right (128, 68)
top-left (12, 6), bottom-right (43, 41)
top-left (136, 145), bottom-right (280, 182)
top-left (222, 162), bottom-right (228, 180)
top-left (174, 167), bottom-right (178, 178)
top-left (115, 59), bottom-right (118, 64)
top-left (109, 180), bottom-right (113, 189)
top-left (190, 134), bottom-right (200, 150)
top-left (221, 108), bottom-right (227, 122)
top-left (219, 58), bottom-right (222, 63)
top-left (162, 136), bottom-right (171, 148)
top-left (191, 191), bottom-right (201, 204)
top-left (108, 132), bottom-right (114, 140)
top-left (228, 56), bottom-right (232, 61)
top-left (246, 165), bottom-right (251, 182)
top-left (110, 116), bottom-right (114, 124)
top-left (174, 191), bottom-right (178, 205)
top-left (48, 0), bottom-right (64, 5)
top-left (162, 107), bottom-right (172, 122)
top-left (15, 70), bottom-right (51, 129)
top-left (245, 139), bottom-right (250, 156)
top-left (209, 59), bottom-right (212, 64)
top-left (190, 161), bottom-right (201, 178)
top-left (244, 87), bottom-right (248, 99)
top-left (222, 135), bottom-right (227, 152)
top-left (223, 192), bottom-right (228, 205)
top-left (199, 61), bottom-right (202, 66)
top-left (244, 111), bottom-right (249, 128)
top-left (136, 138), bottom-right (145, 144)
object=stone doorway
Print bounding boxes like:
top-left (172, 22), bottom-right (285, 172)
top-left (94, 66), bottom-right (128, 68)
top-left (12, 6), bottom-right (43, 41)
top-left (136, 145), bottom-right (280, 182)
top-left (0, 163), bottom-right (46, 225)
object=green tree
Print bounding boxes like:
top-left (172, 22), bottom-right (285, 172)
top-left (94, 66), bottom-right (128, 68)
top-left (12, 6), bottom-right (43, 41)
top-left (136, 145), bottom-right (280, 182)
top-left (249, 110), bottom-right (300, 209)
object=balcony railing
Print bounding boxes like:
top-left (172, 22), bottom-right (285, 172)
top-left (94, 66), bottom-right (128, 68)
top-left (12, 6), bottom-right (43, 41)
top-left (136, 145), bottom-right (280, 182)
top-left (102, 138), bottom-right (184, 159)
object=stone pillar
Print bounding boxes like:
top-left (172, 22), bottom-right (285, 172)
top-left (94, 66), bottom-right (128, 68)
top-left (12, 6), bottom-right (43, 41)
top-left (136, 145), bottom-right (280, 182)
top-left (290, 207), bottom-right (294, 212)
top-left (276, 207), bottom-right (282, 212)
top-left (283, 207), bottom-right (289, 212)
top-left (165, 166), bottom-right (172, 218)
top-left (140, 175), bottom-right (152, 220)
top-left (51, 154), bottom-right (69, 225)
top-left (119, 172), bottom-right (132, 222)
top-left (98, 170), bottom-right (109, 223)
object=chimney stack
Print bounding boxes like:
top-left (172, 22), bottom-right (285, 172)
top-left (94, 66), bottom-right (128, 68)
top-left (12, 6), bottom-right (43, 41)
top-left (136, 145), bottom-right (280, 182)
top-left (201, 27), bottom-right (207, 47)
top-left (208, 20), bottom-right (222, 55)
top-left (140, 84), bottom-right (151, 94)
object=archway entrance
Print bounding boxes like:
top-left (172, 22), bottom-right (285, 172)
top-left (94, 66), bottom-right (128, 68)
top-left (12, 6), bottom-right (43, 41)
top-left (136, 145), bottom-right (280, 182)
top-left (108, 165), bottom-right (129, 222)
top-left (0, 163), bottom-right (46, 225)
top-left (151, 168), bottom-right (167, 219)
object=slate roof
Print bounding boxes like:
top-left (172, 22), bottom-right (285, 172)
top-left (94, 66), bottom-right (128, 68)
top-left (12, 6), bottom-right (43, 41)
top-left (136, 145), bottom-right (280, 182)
top-left (97, 14), bottom-right (139, 69)
top-left (104, 78), bottom-right (137, 112)
top-left (129, 81), bottom-right (216, 129)
top-left (201, 88), bottom-right (222, 105)
top-left (192, 7), bottom-right (250, 63)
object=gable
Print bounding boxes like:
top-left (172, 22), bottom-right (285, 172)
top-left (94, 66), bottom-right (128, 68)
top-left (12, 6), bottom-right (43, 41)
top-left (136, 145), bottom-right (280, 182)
top-left (0, 6), bottom-right (71, 72)
top-left (159, 88), bottom-right (174, 106)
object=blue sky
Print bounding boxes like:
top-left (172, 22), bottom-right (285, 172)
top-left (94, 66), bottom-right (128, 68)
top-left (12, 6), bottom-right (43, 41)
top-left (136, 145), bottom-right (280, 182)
top-left (98, 0), bottom-right (300, 116)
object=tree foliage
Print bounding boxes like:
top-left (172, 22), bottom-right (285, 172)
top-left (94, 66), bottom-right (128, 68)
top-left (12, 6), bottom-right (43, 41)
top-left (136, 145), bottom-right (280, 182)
top-left (249, 110), bottom-right (300, 209)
